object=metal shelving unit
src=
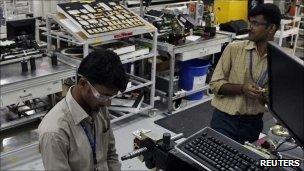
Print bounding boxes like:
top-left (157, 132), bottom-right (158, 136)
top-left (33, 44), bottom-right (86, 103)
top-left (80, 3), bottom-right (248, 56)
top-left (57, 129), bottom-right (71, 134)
top-left (138, 33), bottom-right (231, 114)
top-left (0, 57), bottom-right (76, 131)
top-left (44, 2), bottom-right (158, 123)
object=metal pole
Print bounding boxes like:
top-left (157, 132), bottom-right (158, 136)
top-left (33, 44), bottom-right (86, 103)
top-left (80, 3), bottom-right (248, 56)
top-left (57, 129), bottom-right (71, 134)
top-left (150, 30), bottom-right (157, 108)
top-left (168, 50), bottom-right (175, 114)
top-left (140, 0), bottom-right (144, 17)
top-left (46, 15), bottom-right (52, 53)
top-left (83, 43), bottom-right (89, 57)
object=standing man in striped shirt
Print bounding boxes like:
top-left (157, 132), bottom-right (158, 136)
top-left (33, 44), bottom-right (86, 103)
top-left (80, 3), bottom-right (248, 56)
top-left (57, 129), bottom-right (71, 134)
top-left (209, 4), bottom-right (282, 144)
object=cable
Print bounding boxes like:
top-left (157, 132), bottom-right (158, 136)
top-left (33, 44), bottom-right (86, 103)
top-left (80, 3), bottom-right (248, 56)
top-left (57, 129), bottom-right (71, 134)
top-left (275, 136), bottom-right (291, 151)
top-left (277, 145), bottom-right (299, 152)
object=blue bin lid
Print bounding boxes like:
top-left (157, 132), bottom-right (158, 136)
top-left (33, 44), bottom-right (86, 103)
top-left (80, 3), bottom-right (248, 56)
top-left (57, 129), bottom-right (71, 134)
top-left (180, 59), bottom-right (211, 68)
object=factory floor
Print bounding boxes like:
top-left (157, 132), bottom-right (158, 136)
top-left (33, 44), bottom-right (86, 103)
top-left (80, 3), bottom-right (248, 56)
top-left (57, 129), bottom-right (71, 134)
top-left (1, 37), bottom-right (303, 170)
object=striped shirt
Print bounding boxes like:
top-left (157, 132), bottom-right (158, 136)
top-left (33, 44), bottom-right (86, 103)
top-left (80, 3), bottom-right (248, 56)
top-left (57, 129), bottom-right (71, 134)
top-left (210, 40), bottom-right (268, 115)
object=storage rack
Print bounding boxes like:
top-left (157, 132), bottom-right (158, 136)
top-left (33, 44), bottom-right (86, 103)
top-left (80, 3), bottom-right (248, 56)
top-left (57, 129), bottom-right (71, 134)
top-left (129, 1), bottom-right (232, 114)
top-left (139, 33), bottom-right (231, 115)
top-left (43, 1), bottom-right (158, 123)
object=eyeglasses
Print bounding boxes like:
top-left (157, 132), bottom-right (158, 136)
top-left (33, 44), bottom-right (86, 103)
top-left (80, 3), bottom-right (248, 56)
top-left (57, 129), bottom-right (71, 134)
top-left (248, 20), bottom-right (269, 27)
top-left (85, 78), bottom-right (118, 102)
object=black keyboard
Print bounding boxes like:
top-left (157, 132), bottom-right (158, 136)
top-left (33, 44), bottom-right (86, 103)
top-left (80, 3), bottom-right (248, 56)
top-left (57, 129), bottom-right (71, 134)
top-left (176, 127), bottom-right (268, 171)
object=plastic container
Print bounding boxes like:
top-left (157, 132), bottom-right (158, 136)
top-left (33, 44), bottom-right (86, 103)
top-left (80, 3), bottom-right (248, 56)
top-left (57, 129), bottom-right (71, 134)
top-left (179, 59), bottom-right (210, 100)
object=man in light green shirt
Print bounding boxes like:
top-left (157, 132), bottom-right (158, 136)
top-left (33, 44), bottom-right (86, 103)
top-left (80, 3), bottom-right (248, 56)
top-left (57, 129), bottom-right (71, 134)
top-left (210, 4), bottom-right (282, 144)
top-left (38, 49), bottom-right (128, 170)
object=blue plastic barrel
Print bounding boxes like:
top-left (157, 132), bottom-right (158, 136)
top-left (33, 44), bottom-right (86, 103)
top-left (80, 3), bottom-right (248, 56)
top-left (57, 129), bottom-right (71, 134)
top-left (179, 59), bottom-right (210, 100)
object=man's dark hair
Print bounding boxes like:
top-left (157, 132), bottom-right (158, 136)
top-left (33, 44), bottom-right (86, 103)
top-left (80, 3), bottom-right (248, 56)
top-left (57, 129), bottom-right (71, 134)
top-left (78, 49), bottom-right (128, 92)
top-left (248, 3), bottom-right (282, 30)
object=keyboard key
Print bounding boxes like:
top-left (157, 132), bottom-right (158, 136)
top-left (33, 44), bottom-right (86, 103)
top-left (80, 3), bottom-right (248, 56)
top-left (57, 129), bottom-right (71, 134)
top-left (233, 166), bottom-right (243, 171)
top-left (263, 167), bottom-right (269, 171)
top-left (201, 132), bottom-right (207, 137)
top-left (242, 161), bottom-right (249, 166)
top-left (228, 167), bottom-right (237, 171)
top-left (239, 164), bottom-right (248, 170)
top-left (250, 165), bottom-right (256, 170)
top-left (197, 153), bottom-right (217, 166)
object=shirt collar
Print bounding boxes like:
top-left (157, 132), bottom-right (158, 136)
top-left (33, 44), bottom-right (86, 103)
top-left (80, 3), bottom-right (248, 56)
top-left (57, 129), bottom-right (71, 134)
top-left (245, 41), bottom-right (256, 50)
top-left (245, 41), bottom-right (268, 58)
top-left (66, 86), bottom-right (93, 125)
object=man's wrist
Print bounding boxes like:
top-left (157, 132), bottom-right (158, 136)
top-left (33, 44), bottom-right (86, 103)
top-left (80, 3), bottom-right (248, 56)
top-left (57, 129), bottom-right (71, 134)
top-left (240, 84), bottom-right (245, 95)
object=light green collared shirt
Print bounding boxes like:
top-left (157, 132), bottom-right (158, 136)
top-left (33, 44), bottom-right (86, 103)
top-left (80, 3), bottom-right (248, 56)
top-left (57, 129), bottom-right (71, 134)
top-left (38, 87), bottom-right (121, 171)
top-left (210, 40), bottom-right (268, 115)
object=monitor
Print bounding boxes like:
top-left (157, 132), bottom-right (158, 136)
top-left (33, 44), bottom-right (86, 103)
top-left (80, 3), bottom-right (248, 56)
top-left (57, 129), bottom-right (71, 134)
top-left (267, 41), bottom-right (304, 147)
top-left (6, 18), bottom-right (36, 40)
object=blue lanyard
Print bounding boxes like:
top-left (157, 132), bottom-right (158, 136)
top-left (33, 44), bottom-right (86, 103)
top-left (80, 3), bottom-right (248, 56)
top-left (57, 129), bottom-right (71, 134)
top-left (80, 122), bottom-right (98, 171)
top-left (248, 50), bottom-right (268, 87)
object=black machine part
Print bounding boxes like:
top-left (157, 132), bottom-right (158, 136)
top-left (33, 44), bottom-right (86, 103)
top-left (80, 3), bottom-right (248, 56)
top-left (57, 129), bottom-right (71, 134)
top-left (30, 57), bottom-right (36, 71)
top-left (121, 147), bottom-right (148, 161)
top-left (51, 53), bottom-right (58, 66)
top-left (21, 59), bottom-right (28, 72)
top-left (121, 132), bottom-right (203, 170)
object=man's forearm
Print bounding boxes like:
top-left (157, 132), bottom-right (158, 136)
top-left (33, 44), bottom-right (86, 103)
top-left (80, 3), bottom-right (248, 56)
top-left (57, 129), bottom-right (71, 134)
top-left (218, 83), bottom-right (243, 96)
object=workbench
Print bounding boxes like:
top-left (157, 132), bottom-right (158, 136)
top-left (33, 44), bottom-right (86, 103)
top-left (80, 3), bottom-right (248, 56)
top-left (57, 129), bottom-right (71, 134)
top-left (0, 57), bottom-right (76, 131)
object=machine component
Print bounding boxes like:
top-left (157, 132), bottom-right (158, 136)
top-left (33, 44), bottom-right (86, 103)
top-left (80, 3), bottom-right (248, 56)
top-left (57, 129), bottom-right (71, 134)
top-left (6, 98), bottom-right (50, 119)
top-left (122, 130), bottom-right (206, 170)
top-left (51, 53), bottom-right (58, 66)
top-left (29, 57), bottom-right (36, 71)
top-left (0, 48), bottom-right (43, 65)
top-left (60, 47), bottom-right (84, 59)
top-left (1, 18), bottom-right (44, 65)
top-left (176, 127), bottom-right (269, 171)
top-left (21, 59), bottom-right (28, 72)
top-left (144, 11), bottom-right (185, 45)
top-left (271, 125), bottom-right (290, 137)
top-left (6, 18), bottom-right (36, 41)
top-left (121, 147), bottom-right (148, 161)
top-left (162, 132), bottom-right (171, 150)
top-left (156, 73), bottom-right (179, 95)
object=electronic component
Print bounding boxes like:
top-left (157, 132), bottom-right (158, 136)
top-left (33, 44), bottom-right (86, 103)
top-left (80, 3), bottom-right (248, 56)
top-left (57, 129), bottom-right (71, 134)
top-left (6, 18), bottom-right (36, 41)
top-left (57, 1), bottom-right (145, 35)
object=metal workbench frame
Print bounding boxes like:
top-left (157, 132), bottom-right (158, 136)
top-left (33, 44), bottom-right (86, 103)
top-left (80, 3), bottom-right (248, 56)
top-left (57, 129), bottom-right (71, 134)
top-left (44, 9), bottom-right (158, 123)
top-left (138, 33), bottom-right (232, 114)
top-left (0, 57), bottom-right (76, 131)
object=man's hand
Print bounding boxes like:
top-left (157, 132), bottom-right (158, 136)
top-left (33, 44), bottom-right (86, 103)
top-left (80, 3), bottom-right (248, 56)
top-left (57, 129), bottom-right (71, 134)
top-left (242, 83), bottom-right (263, 99)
